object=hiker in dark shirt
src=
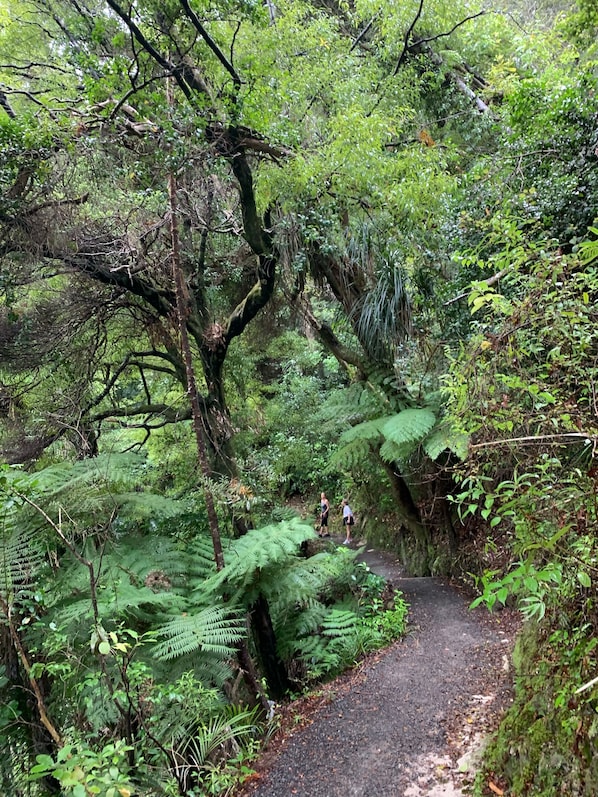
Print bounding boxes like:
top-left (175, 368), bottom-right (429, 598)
top-left (319, 492), bottom-right (330, 537)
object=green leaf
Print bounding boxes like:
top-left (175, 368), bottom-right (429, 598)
top-left (577, 571), bottom-right (591, 588)
top-left (98, 640), bottom-right (111, 655)
top-left (497, 587), bottom-right (509, 605)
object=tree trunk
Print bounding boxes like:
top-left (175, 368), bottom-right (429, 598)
top-left (250, 593), bottom-right (291, 700)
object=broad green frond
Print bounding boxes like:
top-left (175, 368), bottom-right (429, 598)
top-left (203, 517), bottom-right (314, 601)
top-left (382, 408), bottom-right (437, 445)
top-left (379, 438), bottom-right (418, 463)
top-left (28, 453), bottom-right (147, 497)
top-left (318, 382), bottom-right (386, 426)
top-left (153, 606), bottom-right (245, 661)
top-left (48, 533), bottom-right (193, 627)
top-left (321, 608), bottom-right (360, 635)
top-left (328, 438), bottom-right (373, 470)
top-left (0, 503), bottom-right (46, 609)
top-left (423, 425), bottom-right (470, 461)
top-left (339, 418), bottom-right (387, 444)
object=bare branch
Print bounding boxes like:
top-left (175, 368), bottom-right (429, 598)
top-left (394, 0), bottom-right (424, 75)
top-left (412, 11), bottom-right (488, 48)
top-left (350, 16), bottom-right (377, 52)
top-left (178, 0), bottom-right (242, 90)
top-left (21, 193), bottom-right (89, 218)
top-left (470, 433), bottom-right (595, 450)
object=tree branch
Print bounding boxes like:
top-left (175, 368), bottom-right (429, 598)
top-left (178, 0), bottom-right (242, 90)
top-left (0, 89), bottom-right (16, 118)
top-left (394, 0), bottom-right (424, 75)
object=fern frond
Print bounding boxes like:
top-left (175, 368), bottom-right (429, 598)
top-left (423, 425), bottom-right (470, 461)
top-left (379, 438), bottom-right (417, 463)
top-left (0, 503), bottom-right (47, 610)
top-left (153, 607), bottom-right (245, 661)
top-left (321, 609), bottom-right (360, 636)
top-left (327, 438), bottom-right (373, 471)
top-left (579, 228), bottom-right (598, 264)
top-left (382, 408), bottom-right (436, 445)
top-left (202, 518), bottom-right (314, 602)
top-left (318, 383), bottom-right (385, 426)
top-left (338, 418), bottom-right (386, 445)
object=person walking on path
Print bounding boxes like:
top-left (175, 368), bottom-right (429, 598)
top-left (319, 492), bottom-right (330, 537)
top-left (341, 498), bottom-right (354, 544)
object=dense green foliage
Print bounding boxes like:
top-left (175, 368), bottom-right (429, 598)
top-left (1, 0), bottom-right (598, 793)
top-left (0, 455), bottom-right (407, 794)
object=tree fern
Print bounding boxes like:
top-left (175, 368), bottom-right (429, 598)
top-left (338, 418), bottom-right (387, 445)
top-left (152, 607), bottom-right (245, 661)
top-left (579, 227), bottom-right (598, 264)
top-left (327, 437), bottom-right (373, 471)
top-left (382, 408), bottom-right (437, 446)
top-left (0, 484), bottom-right (49, 615)
top-left (423, 424), bottom-right (469, 461)
top-left (201, 518), bottom-right (314, 603)
top-left (294, 608), bottom-right (362, 678)
top-left (22, 454), bottom-right (185, 531)
top-left (379, 437), bottom-right (417, 462)
top-left (317, 382), bottom-right (386, 427)
top-left (320, 608), bottom-right (361, 636)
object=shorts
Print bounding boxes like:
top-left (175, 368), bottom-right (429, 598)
top-left (343, 516), bottom-right (354, 527)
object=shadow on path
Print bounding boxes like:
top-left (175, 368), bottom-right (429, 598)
top-left (242, 542), bottom-right (516, 797)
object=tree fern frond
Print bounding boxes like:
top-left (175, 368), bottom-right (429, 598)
top-left (202, 518), bottom-right (314, 602)
top-left (339, 418), bottom-right (387, 445)
top-left (184, 535), bottom-right (221, 582)
top-left (153, 607), bottom-right (245, 661)
top-left (321, 609), bottom-right (360, 635)
top-left (0, 503), bottom-right (47, 609)
top-left (579, 228), bottom-right (598, 264)
top-left (318, 383), bottom-right (384, 426)
top-left (275, 601), bottom-right (328, 660)
top-left (382, 408), bottom-right (436, 445)
top-left (379, 438), bottom-right (417, 463)
top-left (152, 655), bottom-right (235, 690)
top-left (327, 438), bottom-right (373, 471)
top-left (39, 453), bottom-right (148, 494)
top-left (423, 425), bottom-right (470, 461)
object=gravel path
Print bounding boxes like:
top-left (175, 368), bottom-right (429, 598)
top-left (241, 544), bottom-right (517, 797)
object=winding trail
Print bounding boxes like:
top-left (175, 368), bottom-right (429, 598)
top-left (242, 544), bottom-right (517, 797)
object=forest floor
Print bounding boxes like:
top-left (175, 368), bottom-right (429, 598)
top-left (236, 535), bottom-right (520, 797)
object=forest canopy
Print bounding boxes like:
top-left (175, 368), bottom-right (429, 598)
top-left (1, 0), bottom-right (597, 794)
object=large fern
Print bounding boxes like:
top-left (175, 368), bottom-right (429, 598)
top-left (382, 408), bottom-right (437, 447)
top-left (422, 423), bottom-right (470, 461)
top-left (0, 506), bottom-right (46, 613)
top-left (294, 608), bottom-right (363, 678)
top-left (152, 606), bottom-right (245, 661)
top-left (200, 518), bottom-right (314, 604)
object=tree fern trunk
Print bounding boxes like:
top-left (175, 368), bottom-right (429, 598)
top-left (382, 460), bottom-right (430, 541)
top-left (250, 593), bottom-right (291, 700)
